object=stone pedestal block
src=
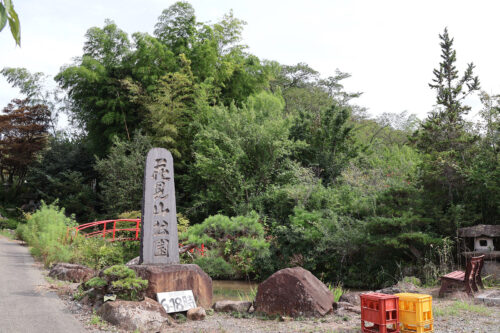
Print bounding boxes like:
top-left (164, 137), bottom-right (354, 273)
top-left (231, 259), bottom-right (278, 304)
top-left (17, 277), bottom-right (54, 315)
top-left (130, 264), bottom-right (213, 308)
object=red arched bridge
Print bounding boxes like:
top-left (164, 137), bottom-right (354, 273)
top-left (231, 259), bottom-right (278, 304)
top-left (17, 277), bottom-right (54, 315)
top-left (66, 219), bottom-right (205, 255)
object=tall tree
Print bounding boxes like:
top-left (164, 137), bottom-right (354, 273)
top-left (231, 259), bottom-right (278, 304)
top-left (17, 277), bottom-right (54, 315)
top-left (55, 21), bottom-right (139, 156)
top-left (291, 103), bottom-right (358, 184)
top-left (0, 99), bottom-right (50, 186)
top-left (154, 1), bottom-right (197, 54)
top-left (2, 67), bottom-right (61, 134)
top-left (413, 28), bottom-right (480, 233)
top-left (25, 133), bottom-right (99, 222)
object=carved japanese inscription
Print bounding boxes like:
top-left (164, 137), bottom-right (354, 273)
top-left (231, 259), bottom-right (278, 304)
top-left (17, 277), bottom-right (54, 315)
top-left (140, 148), bottom-right (179, 264)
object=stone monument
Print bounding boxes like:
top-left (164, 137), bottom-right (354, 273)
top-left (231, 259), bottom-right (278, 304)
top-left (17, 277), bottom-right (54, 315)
top-left (140, 148), bottom-right (179, 264)
top-left (130, 148), bottom-right (213, 308)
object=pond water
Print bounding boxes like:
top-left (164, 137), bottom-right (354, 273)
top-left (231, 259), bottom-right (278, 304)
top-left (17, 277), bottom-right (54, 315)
top-left (212, 280), bottom-right (259, 302)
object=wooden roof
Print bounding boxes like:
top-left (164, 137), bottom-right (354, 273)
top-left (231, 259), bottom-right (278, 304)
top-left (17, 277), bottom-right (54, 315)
top-left (458, 224), bottom-right (500, 238)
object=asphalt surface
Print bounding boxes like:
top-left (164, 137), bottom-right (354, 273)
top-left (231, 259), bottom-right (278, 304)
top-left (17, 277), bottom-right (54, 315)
top-left (0, 235), bottom-right (86, 333)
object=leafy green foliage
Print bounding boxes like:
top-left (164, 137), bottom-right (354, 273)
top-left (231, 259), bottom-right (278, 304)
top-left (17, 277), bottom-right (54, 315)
top-left (291, 103), bottom-right (358, 183)
top-left (84, 265), bottom-right (148, 301)
top-left (103, 265), bottom-right (148, 301)
top-left (0, 0), bottom-right (20, 46)
top-left (94, 132), bottom-right (152, 215)
top-left (25, 134), bottom-right (98, 222)
top-left (85, 277), bottom-right (107, 289)
top-left (187, 91), bottom-right (303, 220)
top-left (183, 212), bottom-right (269, 279)
top-left (71, 237), bottom-right (133, 270)
top-left (193, 255), bottom-right (235, 279)
top-left (16, 202), bottom-right (76, 266)
top-left (103, 264), bottom-right (136, 280)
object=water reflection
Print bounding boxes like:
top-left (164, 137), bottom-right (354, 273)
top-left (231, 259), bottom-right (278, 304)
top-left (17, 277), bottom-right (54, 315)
top-left (213, 280), bottom-right (258, 302)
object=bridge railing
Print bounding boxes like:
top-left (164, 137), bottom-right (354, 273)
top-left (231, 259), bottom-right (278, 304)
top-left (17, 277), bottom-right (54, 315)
top-left (66, 219), bottom-right (206, 256)
top-left (67, 219), bottom-right (141, 242)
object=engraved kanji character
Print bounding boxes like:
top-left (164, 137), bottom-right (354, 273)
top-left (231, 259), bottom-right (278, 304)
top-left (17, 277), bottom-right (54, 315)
top-left (152, 158), bottom-right (171, 181)
top-left (154, 238), bottom-right (169, 256)
top-left (153, 199), bottom-right (170, 215)
top-left (153, 218), bottom-right (169, 235)
top-left (154, 180), bottom-right (168, 199)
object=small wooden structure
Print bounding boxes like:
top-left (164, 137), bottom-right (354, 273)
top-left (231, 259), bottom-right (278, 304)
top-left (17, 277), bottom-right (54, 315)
top-left (439, 255), bottom-right (484, 297)
top-left (458, 225), bottom-right (500, 280)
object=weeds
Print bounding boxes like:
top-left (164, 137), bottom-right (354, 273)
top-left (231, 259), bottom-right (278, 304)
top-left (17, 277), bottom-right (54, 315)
top-left (231, 311), bottom-right (253, 319)
top-left (421, 237), bottom-right (455, 286)
top-left (434, 301), bottom-right (492, 318)
top-left (237, 286), bottom-right (258, 301)
top-left (173, 313), bottom-right (187, 323)
top-left (73, 286), bottom-right (85, 301)
top-left (0, 229), bottom-right (14, 239)
top-left (482, 275), bottom-right (500, 288)
top-left (89, 310), bottom-right (107, 327)
top-left (327, 282), bottom-right (346, 302)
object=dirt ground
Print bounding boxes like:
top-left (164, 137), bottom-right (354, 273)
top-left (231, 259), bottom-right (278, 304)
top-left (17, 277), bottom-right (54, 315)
top-left (37, 266), bottom-right (500, 333)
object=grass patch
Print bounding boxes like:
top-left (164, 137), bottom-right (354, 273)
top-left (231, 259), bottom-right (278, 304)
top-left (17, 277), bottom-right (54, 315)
top-left (434, 300), bottom-right (492, 318)
top-left (230, 311), bottom-right (253, 319)
top-left (327, 282), bottom-right (347, 302)
top-left (0, 229), bottom-right (14, 239)
top-left (89, 310), bottom-right (107, 327)
top-left (45, 275), bottom-right (72, 288)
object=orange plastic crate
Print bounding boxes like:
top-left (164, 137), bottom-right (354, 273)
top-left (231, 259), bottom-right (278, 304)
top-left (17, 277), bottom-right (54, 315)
top-left (360, 293), bottom-right (400, 333)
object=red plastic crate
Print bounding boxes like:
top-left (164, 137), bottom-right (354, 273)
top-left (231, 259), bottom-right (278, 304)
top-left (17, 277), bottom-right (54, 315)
top-left (360, 293), bottom-right (400, 333)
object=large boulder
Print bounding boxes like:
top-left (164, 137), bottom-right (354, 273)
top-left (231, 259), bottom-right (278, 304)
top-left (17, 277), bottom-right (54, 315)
top-left (97, 297), bottom-right (171, 331)
top-left (213, 300), bottom-right (252, 313)
top-left (255, 267), bottom-right (334, 317)
top-left (49, 263), bottom-right (95, 282)
top-left (130, 264), bottom-right (212, 309)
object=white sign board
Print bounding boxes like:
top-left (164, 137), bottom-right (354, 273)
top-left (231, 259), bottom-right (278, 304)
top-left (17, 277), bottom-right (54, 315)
top-left (157, 290), bottom-right (197, 313)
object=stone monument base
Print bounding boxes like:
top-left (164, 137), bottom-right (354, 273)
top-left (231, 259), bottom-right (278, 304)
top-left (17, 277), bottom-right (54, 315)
top-left (130, 264), bottom-right (213, 309)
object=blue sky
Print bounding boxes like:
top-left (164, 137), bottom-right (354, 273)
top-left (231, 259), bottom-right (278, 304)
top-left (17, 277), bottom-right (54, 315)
top-left (2, 0), bottom-right (500, 123)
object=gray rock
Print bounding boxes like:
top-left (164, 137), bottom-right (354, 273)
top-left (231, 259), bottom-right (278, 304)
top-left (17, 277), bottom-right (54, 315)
top-left (125, 256), bottom-right (140, 266)
top-left (339, 293), bottom-right (360, 305)
top-left (49, 263), bottom-right (95, 283)
top-left (187, 307), bottom-right (206, 320)
top-left (97, 297), bottom-right (171, 331)
top-left (213, 300), bottom-right (252, 313)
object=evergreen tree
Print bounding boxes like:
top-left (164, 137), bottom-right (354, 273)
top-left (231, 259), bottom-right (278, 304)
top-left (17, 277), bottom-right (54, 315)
top-left (413, 28), bottom-right (480, 233)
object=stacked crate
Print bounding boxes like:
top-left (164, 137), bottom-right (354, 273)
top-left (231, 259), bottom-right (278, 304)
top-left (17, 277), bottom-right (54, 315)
top-left (360, 293), bottom-right (400, 333)
top-left (395, 293), bottom-right (433, 333)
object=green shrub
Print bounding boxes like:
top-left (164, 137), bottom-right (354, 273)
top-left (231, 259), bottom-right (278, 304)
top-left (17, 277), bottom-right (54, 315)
top-left (16, 202), bottom-right (76, 267)
top-left (183, 212), bottom-right (270, 279)
top-left (85, 265), bottom-right (148, 301)
top-left (110, 277), bottom-right (148, 301)
top-left (402, 276), bottom-right (422, 287)
top-left (103, 264), bottom-right (136, 280)
top-left (85, 277), bottom-right (107, 289)
top-left (71, 237), bottom-right (128, 270)
top-left (0, 218), bottom-right (20, 230)
top-left (194, 254), bottom-right (235, 279)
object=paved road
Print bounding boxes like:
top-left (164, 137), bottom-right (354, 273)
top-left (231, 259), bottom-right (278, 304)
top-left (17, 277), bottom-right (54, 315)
top-left (0, 235), bottom-right (86, 333)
